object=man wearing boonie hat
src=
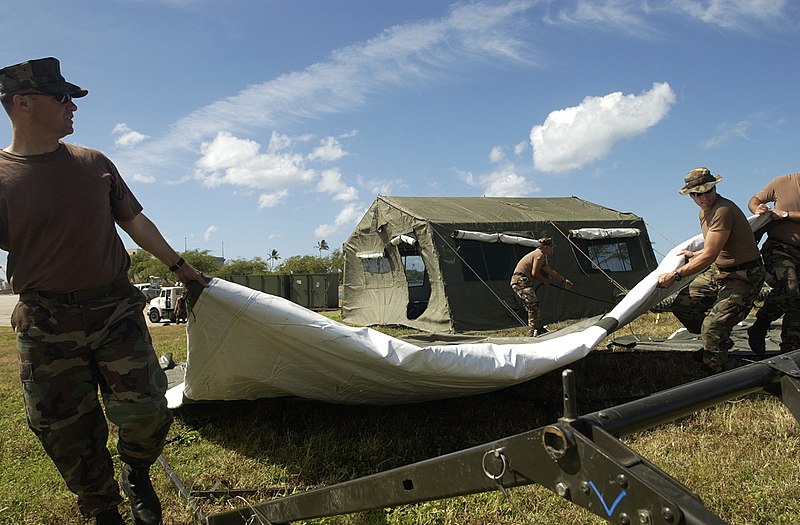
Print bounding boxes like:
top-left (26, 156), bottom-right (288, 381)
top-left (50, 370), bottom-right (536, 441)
top-left (657, 167), bottom-right (764, 374)
top-left (0, 57), bottom-right (208, 524)
top-left (510, 236), bottom-right (574, 337)
top-left (746, 172), bottom-right (800, 356)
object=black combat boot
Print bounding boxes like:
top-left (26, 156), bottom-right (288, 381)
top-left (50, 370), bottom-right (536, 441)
top-left (94, 506), bottom-right (126, 525)
top-left (121, 464), bottom-right (162, 525)
top-left (747, 318), bottom-right (770, 357)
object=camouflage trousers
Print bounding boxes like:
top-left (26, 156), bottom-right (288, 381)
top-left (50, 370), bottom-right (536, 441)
top-left (671, 264), bottom-right (764, 370)
top-left (510, 274), bottom-right (541, 332)
top-left (12, 283), bottom-right (173, 518)
top-left (756, 238), bottom-right (800, 351)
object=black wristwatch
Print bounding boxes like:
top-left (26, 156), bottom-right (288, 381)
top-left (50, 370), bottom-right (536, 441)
top-left (673, 271), bottom-right (682, 282)
top-left (169, 257), bottom-right (186, 272)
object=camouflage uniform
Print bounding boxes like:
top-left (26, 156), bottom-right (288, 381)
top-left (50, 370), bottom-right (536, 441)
top-left (672, 264), bottom-right (765, 371)
top-left (510, 273), bottom-right (541, 335)
top-left (755, 239), bottom-right (800, 352)
top-left (12, 283), bottom-right (173, 518)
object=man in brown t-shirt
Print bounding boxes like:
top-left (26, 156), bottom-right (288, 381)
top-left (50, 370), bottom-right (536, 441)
top-left (747, 173), bottom-right (800, 355)
top-left (657, 167), bottom-right (764, 373)
top-left (510, 237), bottom-right (573, 336)
top-left (0, 58), bottom-right (207, 525)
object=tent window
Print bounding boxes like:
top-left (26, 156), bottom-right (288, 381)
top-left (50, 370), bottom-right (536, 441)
top-left (359, 254), bottom-right (392, 274)
top-left (403, 255), bottom-right (425, 287)
top-left (457, 240), bottom-right (528, 281)
top-left (571, 238), bottom-right (639, 273)
top-left (397, 242), bottom-right (426, 288)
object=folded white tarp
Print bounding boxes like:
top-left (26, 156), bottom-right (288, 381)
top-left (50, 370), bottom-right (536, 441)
top-left (569, 228), bottom-right (640, 239)
top-left (451, 230), bottom-right (539, 247)
top-left (166, 214), bottom-right (771, 408)
top-left (389, 234), bottom-right (417, 246)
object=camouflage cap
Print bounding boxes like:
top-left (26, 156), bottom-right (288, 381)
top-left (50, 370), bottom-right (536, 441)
top-left (0, 57), bottom-right (87, 97)
top-left (678, 167), bottom-right (722, 196)
top-left (537, 236), bottom-right (553, 246)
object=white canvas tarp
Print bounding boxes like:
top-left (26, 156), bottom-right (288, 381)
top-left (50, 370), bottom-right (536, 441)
top-left (166, 214), bottom-right (770, 408)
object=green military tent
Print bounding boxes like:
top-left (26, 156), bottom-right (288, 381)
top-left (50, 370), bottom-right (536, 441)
top-left (342, 196), bottom-right (658, 333)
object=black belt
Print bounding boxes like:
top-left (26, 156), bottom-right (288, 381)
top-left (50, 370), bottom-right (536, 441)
top-left (717, 258), bottom-right (762, 272)
top-left (21, 274), bottom-right (130, 304)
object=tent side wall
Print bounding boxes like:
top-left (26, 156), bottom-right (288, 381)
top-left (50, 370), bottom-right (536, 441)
top-left (342, 199), bottom-right (452, 332)
top-left (435, 217), bottom-right (657, 332)
top-left (343, 196), bottom-right (658, 333)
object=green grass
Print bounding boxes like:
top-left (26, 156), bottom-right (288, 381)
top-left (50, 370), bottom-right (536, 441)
top-left (1, 314), bottom-right (799, 524)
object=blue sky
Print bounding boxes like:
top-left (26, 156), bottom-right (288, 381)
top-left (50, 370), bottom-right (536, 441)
top-left (2, 0), bottom-right (799, 277)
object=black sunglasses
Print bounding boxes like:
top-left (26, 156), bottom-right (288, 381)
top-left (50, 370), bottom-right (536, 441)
top-left (689, 187), bottom-right (714, 198)
top-left (19, 92), bottom-right (73, 104)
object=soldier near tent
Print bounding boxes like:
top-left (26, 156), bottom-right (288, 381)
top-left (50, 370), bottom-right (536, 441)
top-left (747, 172), bottom-right (800, 355)
top-left (510, 237), bottom-right (574, 336)
top-left (0, 56), bottom-right (207, 524)
top-left (657, 167), bottom-right (764, 374)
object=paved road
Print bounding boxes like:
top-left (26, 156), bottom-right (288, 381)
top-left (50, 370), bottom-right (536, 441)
top-left (0, 293), bottom-right (167, 328)
top-left (0, 293), bottom-right (16, 327)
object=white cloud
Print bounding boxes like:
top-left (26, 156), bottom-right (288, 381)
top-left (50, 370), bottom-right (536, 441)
top-left (112, 123), bottom-right (149, 148)
top-left (316, 169), bottom-right (359, 201)
top-left (309, 136), bottom-right (347, 162)
top-left (481, 165), bottom-right (534, 196)
top-left (669, 0), bottom-right (788, 29)
top-left (258, 190), bottom-right (290, 209)
top-left (204, 225), bottom-right (218, 241)
top-left (360, 175), bottom-right (403, 197)
top-left (130, 172), bottom-right (156, 184)
top-left (530, 82), bottom-right (676, 173)
top-left (315, 203), bottom-right (366, 238)
top-left (554, 0), bottom-right (789, 32)
top-left (116, 1), bottom-right (537, 173)
top-left (700, 120), bottom-right (752, 149)
top-left (554, 0), bottom-right (649, 32)
top-left (460, 162), bottom-right (536, 196)
top-left (514, 141), bottom-right (527, 156)
top-left (195, 131), bottom-right (315, 190)
top-left (488, 146), bottom-right (505, 163)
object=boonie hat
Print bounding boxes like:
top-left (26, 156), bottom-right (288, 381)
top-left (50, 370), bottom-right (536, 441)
top-left (678, 167), bottom-right (722, 196)
top-left (0, 57), bottom-right (87, 97)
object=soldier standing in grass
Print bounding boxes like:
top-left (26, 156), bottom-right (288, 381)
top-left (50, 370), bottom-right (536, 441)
top-left (657, 168), bottom-right (764, 374)
top-left (0, 57), bottom-right (207, 524)
top-left (510, 237), bottom-right (574, 337)
top-left (747, 173), bottom-right (800, 356)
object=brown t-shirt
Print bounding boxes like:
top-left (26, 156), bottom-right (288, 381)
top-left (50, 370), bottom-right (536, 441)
top-left (754, 173), bottom-right (800, 246)
top-left (700, 195), bottom-right (760, 268)
top-left (0, 143), bottom-right (142, 293)
top-left (513, 249), bottom-right (546, 279)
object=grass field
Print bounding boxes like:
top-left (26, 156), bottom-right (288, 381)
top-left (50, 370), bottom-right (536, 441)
top-left (1, 314), bottom-right (799, 525)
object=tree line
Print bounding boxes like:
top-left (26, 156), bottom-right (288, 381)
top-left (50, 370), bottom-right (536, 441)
top-left (129, 247), bottom-right (344, 286)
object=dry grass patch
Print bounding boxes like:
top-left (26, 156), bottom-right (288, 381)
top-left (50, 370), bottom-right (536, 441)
top-left (2, 312), bottom-right (799, 524)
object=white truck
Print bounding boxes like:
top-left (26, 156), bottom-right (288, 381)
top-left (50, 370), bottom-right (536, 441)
top-left (134, 275), bottom-right (162, 302)
top-left (147, 286), bottom-right (186, 323)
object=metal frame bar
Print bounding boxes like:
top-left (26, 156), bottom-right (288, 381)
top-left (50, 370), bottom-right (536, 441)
top-left (178, 351), bottom-right (800, 525)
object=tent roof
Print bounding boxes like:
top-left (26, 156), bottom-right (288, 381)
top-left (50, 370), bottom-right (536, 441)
top-left (379, 196), bottom-right (640, 224)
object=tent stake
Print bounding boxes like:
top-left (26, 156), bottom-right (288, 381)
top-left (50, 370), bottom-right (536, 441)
top-left (157, 454), bottom-right (209, 524)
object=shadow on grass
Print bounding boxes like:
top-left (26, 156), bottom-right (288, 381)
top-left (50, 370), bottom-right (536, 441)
top-left (173, 349), bottom-right (712, 488)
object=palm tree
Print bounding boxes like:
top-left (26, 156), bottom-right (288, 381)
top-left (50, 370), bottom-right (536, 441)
top-left (267, 249), bottom-right (281, 271)
top-left (315, 239), bottom-right (330, 258)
